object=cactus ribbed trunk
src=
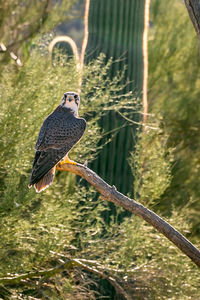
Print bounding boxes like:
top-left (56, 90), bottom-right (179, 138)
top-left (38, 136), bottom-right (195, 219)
top-left (87, 0), bottom-right (145, 195)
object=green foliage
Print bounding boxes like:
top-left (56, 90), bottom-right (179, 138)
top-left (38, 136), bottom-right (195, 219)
top-left (0, 49), bottom-right (135, 209)
top-left (0, 0), bottom-right (75, 46)
top-left (106, 213), bottom-right (200, 299)
top-left (0, 42), bottom-right (139, 298)
top-left (149, 0), bottom-right (200, 234)
top-left (1, 60), bottom-right (199, 298)
top-left (130, 123), bottom-right (173, 207)
top-left (0, 0), bottom-right (200, 298)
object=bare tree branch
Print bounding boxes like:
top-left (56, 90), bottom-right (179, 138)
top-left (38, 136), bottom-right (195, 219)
top-left (185, 0), bottom-right (200, 47)
top-left (56, 163), bottom-right (200, 268)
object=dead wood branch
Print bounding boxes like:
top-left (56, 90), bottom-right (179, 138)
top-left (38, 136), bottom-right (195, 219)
top-left (56, 162), bottom-right (200, 268)
top-left (185, 0), bottom-right (200, 48)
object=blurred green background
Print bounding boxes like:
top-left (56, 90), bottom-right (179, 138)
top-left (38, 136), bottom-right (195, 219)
top-left (0, 0), bottom-right (199, 299)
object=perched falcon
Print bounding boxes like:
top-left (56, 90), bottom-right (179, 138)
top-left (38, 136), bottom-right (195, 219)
top-left (28, 92), bottom-right (86, 193)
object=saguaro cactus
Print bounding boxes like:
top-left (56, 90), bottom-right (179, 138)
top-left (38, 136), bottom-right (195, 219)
top-left (86, 0), bottom-right (145, 194)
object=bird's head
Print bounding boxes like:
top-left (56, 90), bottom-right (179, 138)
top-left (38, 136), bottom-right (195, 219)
top-left (60, 92), bottom-right (80, 115)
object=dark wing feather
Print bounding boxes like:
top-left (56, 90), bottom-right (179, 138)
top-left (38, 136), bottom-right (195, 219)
top-left (29, 148), bottom-right (67, 185)
top-left (35, 118), bottom-right (49, 150)
top-left (29, 106), bottom-right (86, 186)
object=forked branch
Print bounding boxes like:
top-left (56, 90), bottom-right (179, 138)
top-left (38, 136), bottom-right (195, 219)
top-left (57, 162), bottom-right (200, 268)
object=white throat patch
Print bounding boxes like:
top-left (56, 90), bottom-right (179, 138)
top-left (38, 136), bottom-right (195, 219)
top-left (64, 101), bottom-right (79, 116)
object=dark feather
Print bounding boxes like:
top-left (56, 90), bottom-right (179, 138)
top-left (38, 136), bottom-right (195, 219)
top-left (36, 106), bottom-right (86, 150)
top-left (29, 148), bottom-right (66, 186)
top-left (29, 106), bottom-right (86, 190)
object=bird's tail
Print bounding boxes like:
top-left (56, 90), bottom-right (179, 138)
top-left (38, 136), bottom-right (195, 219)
top-left (34, 166), bottom-right (56, 193)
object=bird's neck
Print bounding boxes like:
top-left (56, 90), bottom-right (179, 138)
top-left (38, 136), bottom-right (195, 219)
top-left (57, 105), bottom-right (78, 116)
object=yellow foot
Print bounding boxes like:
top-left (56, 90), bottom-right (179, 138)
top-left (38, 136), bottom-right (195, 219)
top-left (60, 156), bottom-right (77, 165)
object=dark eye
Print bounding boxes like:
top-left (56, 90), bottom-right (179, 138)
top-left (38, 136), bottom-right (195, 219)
top-left (68, 97), bottom-right (72, 102)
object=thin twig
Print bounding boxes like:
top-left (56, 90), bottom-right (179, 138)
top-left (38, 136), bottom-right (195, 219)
top-left (116, 110), bottom-right (159, 130)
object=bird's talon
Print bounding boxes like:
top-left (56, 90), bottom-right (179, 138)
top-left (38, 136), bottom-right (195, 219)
top-left (60, 157), bottom-right (77, 165)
